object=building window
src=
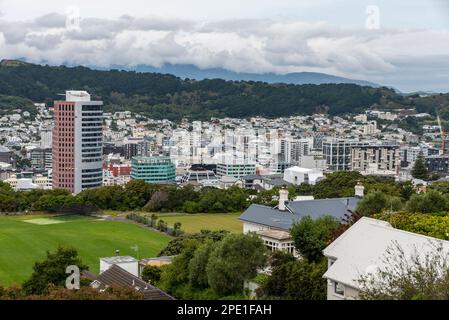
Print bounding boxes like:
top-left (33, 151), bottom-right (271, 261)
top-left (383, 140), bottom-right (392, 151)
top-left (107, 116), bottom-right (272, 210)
top-left (334, 282), bottom-right (345, 296)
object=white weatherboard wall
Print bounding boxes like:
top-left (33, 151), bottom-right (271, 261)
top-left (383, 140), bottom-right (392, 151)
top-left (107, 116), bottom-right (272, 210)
top-left (100, 257), bottom-right (139, 277)
top-left (243, 222), bottom-right (270, 234)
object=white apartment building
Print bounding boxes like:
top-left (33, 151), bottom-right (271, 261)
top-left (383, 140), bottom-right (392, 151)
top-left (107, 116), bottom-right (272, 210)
top-left (280, 137), bottom-right (311, 165)
top-left (283, 166), bottom-right (324, 185)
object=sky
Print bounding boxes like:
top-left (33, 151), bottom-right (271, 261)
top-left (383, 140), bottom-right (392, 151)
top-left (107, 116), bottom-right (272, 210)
top-left (0, 0), bottom-right (448, 92)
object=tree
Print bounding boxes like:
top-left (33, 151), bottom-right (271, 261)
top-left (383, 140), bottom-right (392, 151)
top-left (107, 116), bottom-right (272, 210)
top-left (358, 241), bottom-right (449, 300)
top-left (0, 285), bottom-right (144, 300)
top-left (411, 154), bottom-right (429, 180)
top-left (312, 171), bottom-right (364, 199)
top-left (22, 247), bottom-right (88, 295)
top-left (172, 222), bottom-right (182, 236)
top-left (398, 181), bottom-right (415, 201)
top-left (143, 191), bottom-right (169, 212)
top-left (259, 258), bottom-right (327, 300)
top-left (430, 181), bottom-right (449, 195)
top-left (374, 212), bottom-right (449, 240)
top-left (291, 216), bottom-right (340, 262)
top-left (297, 183), bottom-right (313, 196)
top-left (159, 240), bottom-right (201, 294)
top-left (158, 230), bottom-right (229, 256)
top-left (183, 201), bottom-right (200, 214)
top-left (188, 240), bottom-right (216, 289)
top-left (123, 180), bottom-right (155, 209)
top-left (157, 219), bottom-right (167, 232)
top-left (150, 214), bottom-right (159, 228)
top-left (356, 191), bottom-right (403, 216)
top-left (405, 190), bottom-right (449, 213)
top-left (267, 251), bottom-right (296, 269)
top-left (141, 266), bottom-right (162, 284)
top-left (206, 233), bottom-right (267, 296)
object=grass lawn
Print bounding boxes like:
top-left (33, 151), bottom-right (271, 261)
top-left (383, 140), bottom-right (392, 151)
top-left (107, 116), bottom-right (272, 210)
top-left (158, 213), bottom-right (243, 234)
top-left (0, 215), bottom-right (171, 286)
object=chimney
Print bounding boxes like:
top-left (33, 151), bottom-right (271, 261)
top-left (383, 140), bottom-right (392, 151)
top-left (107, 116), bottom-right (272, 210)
top-left (354, 181), bottom-right (365, 198)
top-left (279, 188), bottom-right (289, 211)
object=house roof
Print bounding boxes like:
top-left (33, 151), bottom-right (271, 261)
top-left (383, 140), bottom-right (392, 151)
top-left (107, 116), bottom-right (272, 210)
top-left (286, 197), bottom-right (359, 220)
top-left (220, 175), bottom-right (239, 183)
top-left (257, 229), bottom-right (292, 241)
top-left (285, 166), bottom-right (316, 173)
top-left (81, 270), bottom-right (98, 282)
top-left (323, 217), bottom-right (449, 289)
top-left (242, 174), bottom-right (264, 181)
top-left (100, 256), bottom-right (137, 264)
top-left (240, 204), bottom-right (302, 230)
top-left (239, 197), bottom-right (359, 231)
top-left (139, 256), bottom-right (174, 265)
top-left (265, 178), bottom-right (292, 186)
top-left (92, 264), bottom-right (174, 300)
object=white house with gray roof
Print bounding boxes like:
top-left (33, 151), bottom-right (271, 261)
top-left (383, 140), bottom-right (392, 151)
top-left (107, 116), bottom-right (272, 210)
top-left (239, 186), bottom-right (363, 256)
top-left (323, 217), bottom-right (449, 300)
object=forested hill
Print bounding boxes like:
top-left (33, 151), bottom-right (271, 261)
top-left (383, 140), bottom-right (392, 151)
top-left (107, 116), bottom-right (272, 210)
top-left (0, 60), bottom-right (448, 121)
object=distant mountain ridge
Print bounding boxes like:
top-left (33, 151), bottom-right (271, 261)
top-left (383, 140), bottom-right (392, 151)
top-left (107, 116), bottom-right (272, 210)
top-left (0, 59), bottom-right (447, 122)
top-left (108, 63), bottom-right (379, 87)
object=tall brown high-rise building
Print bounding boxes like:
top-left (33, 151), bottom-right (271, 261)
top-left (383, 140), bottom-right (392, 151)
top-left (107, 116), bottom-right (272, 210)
top-left (52, 91), bottom-right (103, 194)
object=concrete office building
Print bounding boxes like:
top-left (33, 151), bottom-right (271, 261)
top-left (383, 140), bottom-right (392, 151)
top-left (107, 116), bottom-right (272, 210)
top-left (351, 144), bottom-right (400, 176)
top-left (322, 139), bottom-right (368, 171)
top-left (131, 156), bottom-right (176, 184)
top-left (216, 163), bottom-right (256, 179)
top-left (30, 147), bottom-right (53, 172)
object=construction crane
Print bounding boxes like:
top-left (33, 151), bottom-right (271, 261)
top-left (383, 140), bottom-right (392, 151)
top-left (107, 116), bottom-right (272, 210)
top-left (437, 113), bottom-right (446, 155)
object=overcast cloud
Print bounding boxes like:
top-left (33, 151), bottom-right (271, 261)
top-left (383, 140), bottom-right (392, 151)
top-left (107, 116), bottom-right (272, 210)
top-left (0, 1), bottom-right (448, 92)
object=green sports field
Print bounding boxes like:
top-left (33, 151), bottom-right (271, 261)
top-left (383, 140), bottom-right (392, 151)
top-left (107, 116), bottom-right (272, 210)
top-left (0, 215), bottom-right (171, 286)
top-left (159, 213), bottom-right (243, 234)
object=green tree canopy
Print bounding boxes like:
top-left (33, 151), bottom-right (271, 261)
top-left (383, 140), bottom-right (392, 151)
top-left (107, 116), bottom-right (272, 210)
top-left (356, 191), bottom-right (403, 216)
top-left (259, 257), bottom-right (327, 300)
top-left (206, 233), bottom-right (267, 296)
top-left (411, 154), bottom-right (429, 181)
top-left (405, 190), bottom-right (449, 214)
top-left (141, 265), bottom-right (162, 284)
top-left (22, 247), bottom-right (88, 295)
top-left (291, 216), bottom-right (340, 262)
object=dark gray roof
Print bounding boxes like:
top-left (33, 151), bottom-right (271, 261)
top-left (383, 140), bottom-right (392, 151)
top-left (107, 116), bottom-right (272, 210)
top-left (81, 270), bottom-right (98, 281)
top-left (240, 197), bottom-right (360, 231)
top-left (265, 178), bottom-right (292, 186)
top-left (240, 204), bottom-right (302, 230)
top-left (242, 174), bottom-right (264, 181)
top-left (286, 197), bottom-right (359, 220)
top-left (92, 264), bottom-right (174, 300)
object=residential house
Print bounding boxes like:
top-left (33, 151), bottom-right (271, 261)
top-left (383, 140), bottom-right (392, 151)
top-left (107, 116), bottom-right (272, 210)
top-left (90, 264), bottom-right (174, 300)
top-left (323, 217), bottom-right (449, 300)
top-left (240, 186), bottom-right (362, 255)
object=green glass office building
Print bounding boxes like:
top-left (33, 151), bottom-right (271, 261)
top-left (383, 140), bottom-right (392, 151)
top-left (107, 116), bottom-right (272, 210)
top-left (131, 156), bottom-right (176, 183)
